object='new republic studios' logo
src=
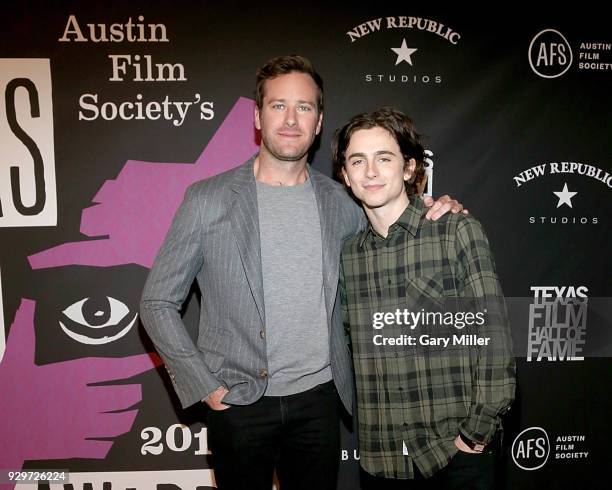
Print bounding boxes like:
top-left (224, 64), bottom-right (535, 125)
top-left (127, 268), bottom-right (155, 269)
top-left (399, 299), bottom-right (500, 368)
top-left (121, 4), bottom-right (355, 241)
top-left (346, 16), bottom-right (460, 85)
top-left (513, 161), bottom-right (610, 225)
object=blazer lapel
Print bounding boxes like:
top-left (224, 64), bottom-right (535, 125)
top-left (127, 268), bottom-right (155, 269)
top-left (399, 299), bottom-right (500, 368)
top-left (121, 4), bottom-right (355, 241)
top-left (229, 159), bottom-right (265, 326)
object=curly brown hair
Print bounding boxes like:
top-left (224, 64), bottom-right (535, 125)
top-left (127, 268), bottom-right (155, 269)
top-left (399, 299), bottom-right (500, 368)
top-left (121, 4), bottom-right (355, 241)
top-left (331, 107), bottom-right (426, 197)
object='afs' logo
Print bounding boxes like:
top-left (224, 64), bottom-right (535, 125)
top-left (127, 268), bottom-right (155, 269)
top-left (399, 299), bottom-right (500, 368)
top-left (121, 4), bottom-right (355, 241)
top-left (512, 427), bottom-right (550, 471)
top-left (528, 29), bottom-right (573, 78)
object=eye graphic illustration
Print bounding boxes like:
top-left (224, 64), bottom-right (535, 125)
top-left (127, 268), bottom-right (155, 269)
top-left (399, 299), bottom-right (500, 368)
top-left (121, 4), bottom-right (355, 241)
top-left (60, 296), bottom-right (137, 345)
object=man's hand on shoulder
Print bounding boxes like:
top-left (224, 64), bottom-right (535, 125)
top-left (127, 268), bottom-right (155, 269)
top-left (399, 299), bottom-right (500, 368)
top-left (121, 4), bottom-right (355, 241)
top-left (203, 385), bottom-right (230, 411)
top-left (423, 194), bottom-right (469, 221)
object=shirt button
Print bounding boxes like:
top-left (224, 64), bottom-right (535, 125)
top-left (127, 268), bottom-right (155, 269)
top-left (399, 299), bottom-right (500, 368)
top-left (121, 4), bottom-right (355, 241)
top-left (260, 330), bottom-right (265, 339)
top-left (259, 369), bottom-right (268, 378)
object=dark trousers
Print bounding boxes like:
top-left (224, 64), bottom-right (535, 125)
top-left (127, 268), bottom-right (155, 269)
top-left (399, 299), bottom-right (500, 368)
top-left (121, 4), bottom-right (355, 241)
top-left (362, 450), bottom-right (498, 490)
top-left (421, 450), bottom-right (497, 490)
top-left (206, 380), bottom-right (340, 490)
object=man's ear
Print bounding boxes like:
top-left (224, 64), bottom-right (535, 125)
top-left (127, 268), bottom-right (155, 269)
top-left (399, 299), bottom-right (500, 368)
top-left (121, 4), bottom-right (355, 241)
top-left (254, 106), bottom-right (261, 130)
top-left (404, 158), bottom-right (417, 181)
top-left (315, 111), bottom-right (323, 135)
top-left (341, 166), bottom-right (351, 187)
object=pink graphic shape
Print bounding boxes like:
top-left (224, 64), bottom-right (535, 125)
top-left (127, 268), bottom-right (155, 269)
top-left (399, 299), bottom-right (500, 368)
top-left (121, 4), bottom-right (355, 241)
top-left (29, 97), bottom-right (258, 269)
top-left (0, 299), bottom-right (162, 471)
top-left (0, 98), bottom-right (258, 485)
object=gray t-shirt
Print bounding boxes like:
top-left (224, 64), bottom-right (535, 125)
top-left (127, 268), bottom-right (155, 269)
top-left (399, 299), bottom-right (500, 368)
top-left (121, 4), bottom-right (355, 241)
top-left (256, 177), bottom-right (332, 396)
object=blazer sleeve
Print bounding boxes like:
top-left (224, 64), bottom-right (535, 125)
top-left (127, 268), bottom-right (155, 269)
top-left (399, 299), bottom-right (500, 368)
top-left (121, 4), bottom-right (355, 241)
top-left (140, 183), bottom-right (223, 408)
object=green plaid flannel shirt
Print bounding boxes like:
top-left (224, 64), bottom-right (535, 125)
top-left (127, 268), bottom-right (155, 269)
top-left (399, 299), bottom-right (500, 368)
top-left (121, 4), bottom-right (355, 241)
top-left (339, 196), bottom-right (515, 479)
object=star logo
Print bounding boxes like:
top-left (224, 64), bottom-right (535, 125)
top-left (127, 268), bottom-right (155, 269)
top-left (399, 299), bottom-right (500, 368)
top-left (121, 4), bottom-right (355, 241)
top-left (553, 183), bottom-right (577, 208)
top-left (391, 39), bottom-right (418, 66)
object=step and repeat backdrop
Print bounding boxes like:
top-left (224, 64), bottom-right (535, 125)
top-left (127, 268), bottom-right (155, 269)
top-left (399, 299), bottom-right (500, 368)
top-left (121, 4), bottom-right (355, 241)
top-left (1, 2), bottom-right (610, 489)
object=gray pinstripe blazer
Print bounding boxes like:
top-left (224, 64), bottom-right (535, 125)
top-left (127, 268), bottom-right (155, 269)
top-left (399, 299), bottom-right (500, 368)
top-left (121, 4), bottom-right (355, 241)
top-left (140, 158), bottom-right (366, 412)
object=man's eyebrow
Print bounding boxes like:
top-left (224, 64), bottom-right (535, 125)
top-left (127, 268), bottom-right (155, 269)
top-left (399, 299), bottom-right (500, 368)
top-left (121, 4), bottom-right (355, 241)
top-left (267, 98), bottom-right (315, 106)
top-left (347, 150), bottom-right (396, 159)
top-left (347, 151), bottom-right (366, 159)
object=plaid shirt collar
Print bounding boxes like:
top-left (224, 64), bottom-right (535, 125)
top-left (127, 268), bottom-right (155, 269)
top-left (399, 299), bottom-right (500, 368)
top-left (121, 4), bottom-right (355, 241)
top-left (358, 195), bottom-right (425, 247)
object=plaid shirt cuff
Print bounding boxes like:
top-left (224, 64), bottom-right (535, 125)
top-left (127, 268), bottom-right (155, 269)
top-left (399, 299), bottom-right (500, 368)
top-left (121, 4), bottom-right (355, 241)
top-left (459, 403), bottom-right (499, 443)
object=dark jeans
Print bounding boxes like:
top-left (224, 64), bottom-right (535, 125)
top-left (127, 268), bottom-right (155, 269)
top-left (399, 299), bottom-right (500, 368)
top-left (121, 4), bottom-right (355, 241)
top-left (362, 449), bottom-right (498, 490)
top-left (206, 380), bottom-right (341, 490)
